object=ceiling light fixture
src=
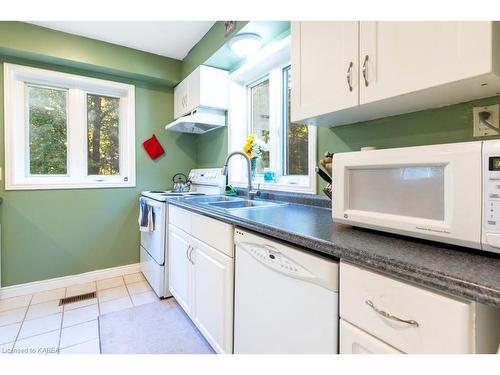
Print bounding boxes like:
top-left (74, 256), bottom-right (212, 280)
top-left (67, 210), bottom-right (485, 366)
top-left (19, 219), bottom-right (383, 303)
top-left (228, 33), bottom-right (263, 58)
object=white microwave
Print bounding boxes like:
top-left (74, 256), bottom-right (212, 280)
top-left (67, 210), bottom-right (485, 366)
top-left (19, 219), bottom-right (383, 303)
top-left (333, 140), bottom-right (500, 254)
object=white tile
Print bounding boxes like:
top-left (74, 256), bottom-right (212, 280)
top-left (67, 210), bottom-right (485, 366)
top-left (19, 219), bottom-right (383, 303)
top-left (63, 304), bottom-right (99, 328)
top-left (0, 307), bottom-right (27, 327)
top-left (26, 300), bottom-right (62, 320)
top-left (131, 291), bottom-right (158, 307)
top-left (60, 339), bottom-right (100, 354)
top-left (126, 281), bottom-right (153, 295)
top-left (123, 272), bottom-right (145, 285)
top-left (97, 285), bottom-right (128, 303)
top-left (96, 276), bottom-right (124, 290)
top-left (18, 313), bottom-right (62, 339)
top-left (65, 282), bottom-right (96, 298)
top-left (60, 320), bottom-right (98, 349)
top-left (13, 330), bottom-right (60, 355)
top-left (31, 288), bottom-right (66, 305)
top-left (0, 341), bottom-right (14, 355)
top-left (99, 296), bottom-right (133, 315)
top-left (0, 323), bottom-right (21, 345)
top-left (0, 295), bottom-right (31, 312)
top-left (64, 297), bottom-right (98, 311)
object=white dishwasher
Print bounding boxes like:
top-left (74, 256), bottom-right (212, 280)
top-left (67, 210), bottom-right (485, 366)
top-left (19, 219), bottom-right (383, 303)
top-left (234, 228), bottom-right (339, 354)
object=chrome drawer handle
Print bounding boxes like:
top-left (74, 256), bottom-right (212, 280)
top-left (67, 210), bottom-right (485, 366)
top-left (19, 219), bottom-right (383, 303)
top-left (186, 245), bottom-right (194, 264)
top-left (188, 246), bottom-right (194, 264)
top-left (365, 300), bottom-right (419, 327)
top-left (346, 61), bottom-right (353, 92)
top-left (362, 55), bottom-right (369, 87)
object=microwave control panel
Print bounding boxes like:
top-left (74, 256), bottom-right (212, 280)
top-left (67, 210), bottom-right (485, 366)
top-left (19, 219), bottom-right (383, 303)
top-left (484, 157), bottom-right (500, 228)
top-left (483, 141), bottom-right (500, 253)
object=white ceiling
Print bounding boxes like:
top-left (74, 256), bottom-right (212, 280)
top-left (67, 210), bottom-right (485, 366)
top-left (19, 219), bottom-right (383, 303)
top-left (28, 21), bottom-right (216, 60)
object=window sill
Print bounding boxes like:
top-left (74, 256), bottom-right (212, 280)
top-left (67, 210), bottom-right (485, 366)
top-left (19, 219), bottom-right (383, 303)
top-left (5, 181), bottom-right (136, 191)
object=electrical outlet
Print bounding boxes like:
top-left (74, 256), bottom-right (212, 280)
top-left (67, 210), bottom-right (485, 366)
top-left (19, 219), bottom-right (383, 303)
top-left (473, 104), bottom-right (500, 137)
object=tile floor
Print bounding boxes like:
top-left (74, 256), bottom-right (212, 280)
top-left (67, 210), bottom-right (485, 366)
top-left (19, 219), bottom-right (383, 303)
top-left (0, 272), bottom-right (158, 354)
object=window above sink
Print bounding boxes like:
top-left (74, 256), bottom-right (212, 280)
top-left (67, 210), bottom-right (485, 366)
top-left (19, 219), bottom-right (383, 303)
top-left (226, 35), bottom-right (317, 195)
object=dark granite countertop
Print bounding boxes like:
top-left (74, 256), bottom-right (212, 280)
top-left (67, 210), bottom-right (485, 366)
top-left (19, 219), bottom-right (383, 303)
top-left (168, 197), bottom-right (500, 308)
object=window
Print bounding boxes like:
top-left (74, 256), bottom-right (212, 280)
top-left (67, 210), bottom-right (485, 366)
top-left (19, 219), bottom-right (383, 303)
top-left (27, 85), bottom-right (68, 175)
top-left (249, 77), bottom-right (270, 173)
top-left (282, 66), bottom-right (309, 177)
top-left (87, 94), bottom-right (120, 176)
top-left (4, 64), bottom-right (135, 190)
top-left (228, 36), bottom-right (316, 193)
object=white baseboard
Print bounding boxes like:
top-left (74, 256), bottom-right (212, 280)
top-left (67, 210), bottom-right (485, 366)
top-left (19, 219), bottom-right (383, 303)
top-left (0, 263), bottom-right (141, 300)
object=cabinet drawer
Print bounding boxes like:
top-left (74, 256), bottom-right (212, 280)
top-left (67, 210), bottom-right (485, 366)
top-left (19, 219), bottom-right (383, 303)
top-left (340, 319), bottom-right (402, 354)
top-left (169, 205), bottom-right (192, 233)
top-left (192, 213), bottom-right (234, 258)
top-left (340, 262), bottom-right (473, 353)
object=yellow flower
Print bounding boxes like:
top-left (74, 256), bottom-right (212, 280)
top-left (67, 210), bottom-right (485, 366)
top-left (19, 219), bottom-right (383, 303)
top-left (243, 134), bottom-right (258, 157)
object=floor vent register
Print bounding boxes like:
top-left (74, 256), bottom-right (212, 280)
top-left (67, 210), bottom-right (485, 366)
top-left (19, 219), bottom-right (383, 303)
top-left (59, 291), bottom-right (97, 306)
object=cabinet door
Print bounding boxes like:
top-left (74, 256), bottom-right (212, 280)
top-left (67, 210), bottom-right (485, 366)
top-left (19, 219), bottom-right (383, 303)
top-left (186, 67), bottom-right (200, 114)
top-left (174, 79), bottom-right (188, 119)
top-left (191, 238), bottom-right (234, 354)
top-left (291, 21), bottom-right (359, 122)
top-left (340, 262), bottom-right (473, 354)
top-left (359, 21), bottom-right (493, 104)
top-left (168, 224), bottom-right (193, 315)
top-left (340, 319), bottom-right (402, 354)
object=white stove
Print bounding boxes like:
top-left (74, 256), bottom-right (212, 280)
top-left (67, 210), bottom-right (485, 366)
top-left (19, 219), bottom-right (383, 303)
top-left (141, 168), bottom-right (226, 201)
top-left (139, 168), bottom-right (225, 297)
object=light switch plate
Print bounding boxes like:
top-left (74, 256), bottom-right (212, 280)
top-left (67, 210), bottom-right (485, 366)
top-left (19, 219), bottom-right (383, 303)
top-left (473, 104), bottom-right (500, 137)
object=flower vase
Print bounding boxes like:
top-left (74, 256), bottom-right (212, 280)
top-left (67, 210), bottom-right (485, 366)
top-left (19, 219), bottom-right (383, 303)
top-left (250, 156), bottom-right (258, 180)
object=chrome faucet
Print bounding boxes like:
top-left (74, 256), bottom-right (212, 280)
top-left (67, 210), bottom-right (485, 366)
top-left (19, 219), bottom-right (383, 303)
top-left (222, 151), bottom-right (261, 200)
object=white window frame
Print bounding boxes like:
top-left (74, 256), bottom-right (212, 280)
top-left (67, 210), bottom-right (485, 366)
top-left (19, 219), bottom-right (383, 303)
top-left (228, 36), bottom-right (317, 194)
top-left (4, 63), bottom-right (135, 190)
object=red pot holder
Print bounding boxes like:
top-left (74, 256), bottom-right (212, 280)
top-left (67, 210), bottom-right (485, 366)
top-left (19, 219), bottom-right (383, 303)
top-left (143, 134), bottom-right (165, 160)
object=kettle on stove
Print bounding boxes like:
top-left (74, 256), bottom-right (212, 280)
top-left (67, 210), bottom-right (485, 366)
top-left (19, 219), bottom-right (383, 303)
top-left (172, 173), bottom-right (191, 193)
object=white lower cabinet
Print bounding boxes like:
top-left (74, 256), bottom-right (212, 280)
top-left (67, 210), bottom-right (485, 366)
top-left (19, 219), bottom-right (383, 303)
top-left (168, 207), bottom-right (234, 354)
top-left (340, 262), bottom-right (500, 353)
top-left (168, 225), bottom-right (192, 315)
top-left (191, 237), bottom-right (234, 354)
top-left (340, 319), bottom-right (402, 354)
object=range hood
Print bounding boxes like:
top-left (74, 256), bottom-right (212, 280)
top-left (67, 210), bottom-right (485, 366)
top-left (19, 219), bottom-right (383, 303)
top-left (165, 107), bottom-right (226, 134)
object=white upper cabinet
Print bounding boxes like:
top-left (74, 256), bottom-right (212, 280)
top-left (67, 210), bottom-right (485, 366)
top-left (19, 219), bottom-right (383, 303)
top-left (292, 21), bottom-right (500, 127)
top-left (291, 21), bottom-right (359, 122)
top-left (174, 65), bottom-right (229, 119)
top-left (359, 21), bottom-right (497, 104)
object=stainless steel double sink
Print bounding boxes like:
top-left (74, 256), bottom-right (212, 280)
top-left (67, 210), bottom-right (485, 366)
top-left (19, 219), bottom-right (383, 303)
top-left (183, 195), bottom-right (287, 212)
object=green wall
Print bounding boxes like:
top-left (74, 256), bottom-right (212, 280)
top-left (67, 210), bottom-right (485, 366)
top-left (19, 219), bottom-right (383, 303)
top-left (315, 96), bottom-right (500, 192)
top-left (0, 22), bottom-right (181, 87)
top-left (192, 93), bottom-right (500, 191)
top-left (0, 24), bottom-right (197, 286)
